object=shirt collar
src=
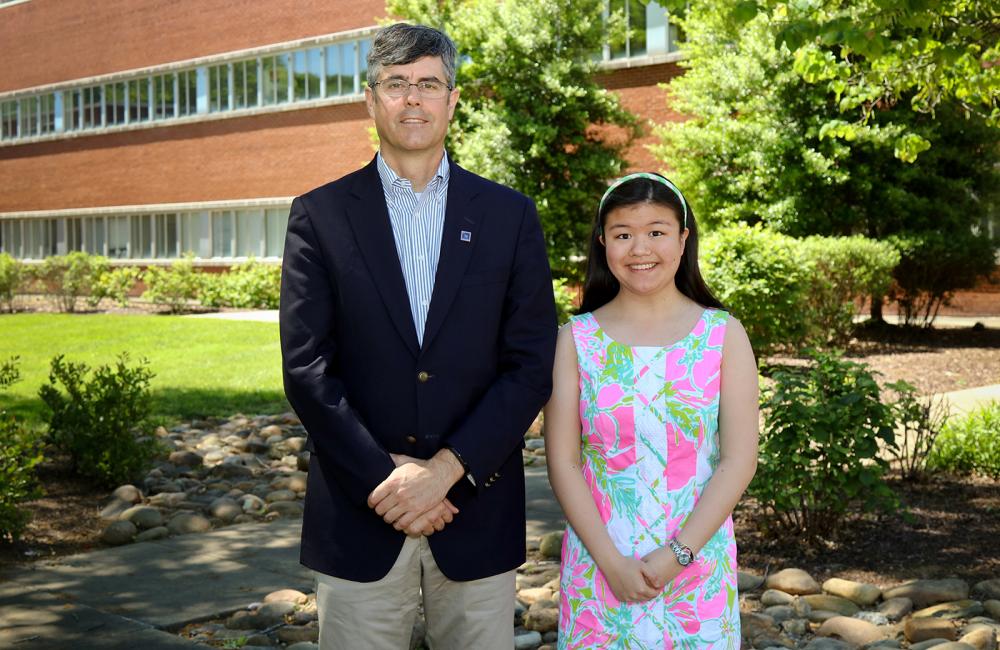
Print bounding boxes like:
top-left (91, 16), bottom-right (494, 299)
top-left (376, 150), bottom-right (451, 192)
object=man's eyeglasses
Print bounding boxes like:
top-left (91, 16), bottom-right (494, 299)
top-left (370, 79), bottom-right (453, 99)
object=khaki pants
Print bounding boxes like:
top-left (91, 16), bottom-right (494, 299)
top-left (315, 536), bottom-right (515, 650)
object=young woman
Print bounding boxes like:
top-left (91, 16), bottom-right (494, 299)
top-left (545, 173), bottom-right (759, 648)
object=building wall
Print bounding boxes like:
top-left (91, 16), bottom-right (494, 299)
top-left (0, 0), bottom-right (381, 92)
top-left (1, 103), bottom-right (373, 211)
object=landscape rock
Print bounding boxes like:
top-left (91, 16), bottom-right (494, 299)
top-left (539, 532), bottom-right (563, 560)
top-left (101, 520), bottom-right (137, 545)
top-left (99, 498), bottom-right (133, 521)
top-left (267, 501), bottom-right (304, 517)
top-left (817, 615), bottom-right (887, 646)
top-left (519, 587), bottom-right (554, 605)
top-left (879, 597), bottom-right (915, 621)
top-left (278, 626), bottom-right (319, 643)
top-left (167, 513), bottom-right (212, 535)
top-left (524, 600), bottom-right (559, 633)
top-left (168, 450), bottom-right (203, 467)
top-left (906, 617), bottom-right (959, 643)
top-left (986, 601), bottom-right (1000, 619)
top-left (135, 526), bottom-right (169, 542)
top-left (739, 571), bottom-right (766, 592)
top-left (112, 485), bottom-right (143, 504)
top-left (766, 568), bottom-right (821, 595)
top-left (208, 497), bottom-right (242, 522)
top-left (266, 489), bottom-right (297, 503)
top-left (802, 594), bottom-right (861, 616)
top-left (286, 643), bottom-right (319, 650)
top-left (254, 601), bottom-right (295, 626)
top-left (912, 600), bottom-right (985, 621)
top-left (514, 631), bottom-right (543, 649)
top-left (973, 580), bottom-right (1000, 601)
top-left (264, 588), bottom-right (308, 605)
top-left (803, 638), bottom-right (855, 650)
top-left (823, 577), bottom-right (882, 606)
top-left (885, 579), bottom-right (970, 609)
top-left (120, 505), bottom-right (163, 529)
top-left (959, 626), bottom-right (998, 650)
top-left (762, 589), bottom-right (796, 606)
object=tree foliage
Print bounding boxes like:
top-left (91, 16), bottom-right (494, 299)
top-left (387, 0), bottom-right (639, 278)
top-left (723, 0), bottom-right (1000, 154)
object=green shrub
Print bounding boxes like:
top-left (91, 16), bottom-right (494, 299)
top-left (89, 266), bottom-right (142, 308)
top-left (702, 224), bottom-right (813, 354)
top-left (142, 256), bottom-right (200, 313)
top-left (0, 252), bottom-right (25, 313)
top-left (0, 356), bottom-right (43, 543)
top-left (36, 252), bottom-right (109, 312)
top-left (884, 380), bottom-right (950, 480)
top-left (750, 350), bottom-right (898, 539)
top-left (39, 353), bottom-right (160, 487)
top-left (927, 402), bottom-right (1000, 479)
top-left (800, 236), bottom-right (900, 344)
top-left (199, 258), bottom-right (280, 309)
top-left (553, 278), bottom-right (577, 326)
top-left (888, 231), bottom-right (996, 327)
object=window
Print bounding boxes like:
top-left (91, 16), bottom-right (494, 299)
top-left (129, 79), bottom-right (150, 122)
top-left (177, 70), bottom-right (198, 116)
top-left (233, 59), bottom-right (259, 109)
top-left (1, 101), bottom-right (17, 139)
top-left (155, 213), bottom-right (179, 258)
top-left (132, 214), bottom-right (153, 258)
top-left (237, 209), bottom-right (265, 257)
top-left (265, 208), bottom-right (288, 257)
top-left (82, 85), bottom-right (102, 128)
top-left (212, 211), bottom-right (235, 257)
top-left (209, 64), bottom-right (230, 112)
top-left (359, 40), bottom-right (370, 88)
top-left (152, 73), bottom-right (175, 120)
top-left (262, 55), bottom-right (290, 105)
top-left (325, 43), bottom-right (357, 97)
top-left (39, 94), bottom-right (55, 134)
top-left (108, 216), bottom-right (130, 258)
top-left (18, 96), bottom-right (38, 136)
top-left (103, 82), bottom-right (128, 126)
top-left (294, 48), bottom-right (323, 100)
top-left (603, 1), bottom-right (675, 60)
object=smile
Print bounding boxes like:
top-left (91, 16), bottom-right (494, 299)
top-left (629, 263), bottom-right (657, 271)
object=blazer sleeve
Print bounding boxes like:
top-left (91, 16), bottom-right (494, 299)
top-left (443, 196), bottom-right (557, 493)
top-left (279, 196), bottom-right (396, 507)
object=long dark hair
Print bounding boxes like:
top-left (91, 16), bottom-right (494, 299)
top-left (579, 173), bottom-right (723, 314)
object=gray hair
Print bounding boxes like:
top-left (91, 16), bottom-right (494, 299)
top-left (367, 23), bottom-right (458, 89)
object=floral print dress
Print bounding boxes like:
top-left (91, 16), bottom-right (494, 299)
top-left (558, 309), bottom-right (740, 649)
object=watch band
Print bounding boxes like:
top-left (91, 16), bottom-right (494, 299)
top-left (444, 444), bottom-right (476, 487)
top-left (668, 537), bottom-right (695, 566)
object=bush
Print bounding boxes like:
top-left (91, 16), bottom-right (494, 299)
top-left (927, 402), bottom-right (1000, 479)
top-left (199, 258), bottom-right (280, 309)
top-left (702, 224), bottom-right (813, 354)
top-left (884, 380), bottom-right (949, 480)
top-left (39, 353), bottom-right (160, 487)
top-left (0, 252), bottom-right (25, 313)
top-left (89, 266), bottom-right (142, 308)
top-left (0, 357), bottom-right (43, 543)
top-left (800, 236), bottom-right (900, 344)
top-left (142, 256), bottom-right (200, 313)
top-left (36, 252), bottom-right (109, 312)
top-left (750, 350), bottom-right (898, 539)
top-left (888, 231), bottom-right (996, 327)
top-left (553, 278), bottom-right (577, 326)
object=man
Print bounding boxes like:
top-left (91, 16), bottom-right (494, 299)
top-left (279, 22), bottom-right (558, 650)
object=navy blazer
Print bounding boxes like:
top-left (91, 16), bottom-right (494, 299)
top-left (279, 156), bottom-right (557, 582)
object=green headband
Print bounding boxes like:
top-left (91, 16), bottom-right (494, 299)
top-left (598, 172), bottom-right (688, 230)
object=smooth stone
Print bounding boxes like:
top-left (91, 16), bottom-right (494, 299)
top-left (169, 450), bottom-right (204, 467)
top-left (241, 494), bottom-right (267, 514)
top-left (514, 631), bottom-right (543, 650)
top-left (879, 597), bottom-right (915, 621)
top-left (254, 601), bottom-right (295, 627)
top-left (264, 589), bottom-right (308, 605)
top-left (260, 424), bottom-right (283, 437)
top-left (135, 526), bottom-right (169, 542)
top-left (974, 580), bottom-right (1000, 601)
top-left (885, 579), bottom-right (970, 609)
top-left (868, 641), bottom-right (902, 648)
top-left (234, 514), bottom-right (256, 524)
top-left (226, 610), bottom-right (261, 631)
top-left (267, 501), bottom-right (304, 517)
top-left (167, 513), bottom-right (212, 535)
top-left (203, 450), bottom-right (226, 464)
top-left (911, 640), bottom-right (953, 650)
top-left (855, 611), bottom-right (890, 626)
top-left (245, 437), bottom-right (269, 453)
top-left (817, 615), bottom-right (887, 646)
top-left (120, 505), bottom-right (163, 529)
top-left (764, 605), bottom-right (797, 624)
top-left (766, 568), bottom-right (822, 595)
top-left (112, 484), bottom-right (143, 503)
top-left (277, 626), bottom-right (318, 643)
top-left (525, 438), bottom-right (545, 450)
top-left (741, 612), bottom-right (781, 639)
top-left (913, 601), bottom-right (985, 620)
top-left (739, 570), bottom-right (766, 592)
top-left (286, 643), bottom-right (318, 650)
top-left (824, 577), bottom-right (882, 606)
top-left (101, 520), bottom-right (137, 545)
top-left (906, 617), bottom-right (959, 643)
top-left (297, 452), bottom-right (310, 472)
top-left (266, 489), bottom-right (297, 503)
top-left (782, 618), bottom-right (809, 636)
top-left (986, 601), bottom-right (1000, 619)
top-left (524, 602), bottom-right (559, 633)
top-left (284, 437), bottom-right (308, 453)
top-left (959, 627), bottom-right (998, 650)
top-left (214, 463), bottom-right (254, 479)
top-left (292, 610), bottom-right (317, 624)
top-left (147, 492), bottom-right (186, 507)
top-left (927, 644), bottom-right (977, 650)
top-left (803, 638), bottom-right (855, 650)
top-left (286, 473), bottom-right (308, 492)
top-left (99, 498), bottom-right (132, 521)
top-left (208, 497), bottom-right (242, 522)
top-left (809, 610), bottom-right (843, 624)
top-left (803, 594), bottom-right (861, 616)
top-left (519, 587), bottom-right (554, 605)
top-left (762, 589), bottom-right (796, 606)
top-left (539, 532), bottom-right (563, 560)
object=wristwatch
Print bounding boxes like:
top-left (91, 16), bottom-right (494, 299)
top-left (668, 537), bottom-right (695, 567)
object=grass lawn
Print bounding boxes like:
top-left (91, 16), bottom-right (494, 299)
top-left (0, 313), bottom-right (287, 427)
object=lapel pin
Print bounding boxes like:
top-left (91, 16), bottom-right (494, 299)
top-left (460, 230), bottom-right (472, 242)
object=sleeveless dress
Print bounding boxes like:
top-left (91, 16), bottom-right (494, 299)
top-left (558, 308), bottom-right (741, 649)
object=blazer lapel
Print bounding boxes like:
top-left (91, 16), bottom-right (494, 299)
top-left (346, 160), bottom-right (420, 357)
top-left (421, 163), bottom-right (481, 353)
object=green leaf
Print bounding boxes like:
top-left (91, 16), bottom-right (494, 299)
top-left (894, 133), bottom-right (932, 162)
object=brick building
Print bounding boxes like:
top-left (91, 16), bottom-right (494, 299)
top-left (0, 0), bottom-right (685, 264)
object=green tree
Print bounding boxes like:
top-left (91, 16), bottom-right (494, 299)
top-left (652, 3), bottom-right (999, 321)
top-left (723, 0), bottom-right (999, 157)
top-left (387, 0), bottom-right (640, 278)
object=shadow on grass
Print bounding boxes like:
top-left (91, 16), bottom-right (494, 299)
top-left (0, 387), bottom-right (290, 430)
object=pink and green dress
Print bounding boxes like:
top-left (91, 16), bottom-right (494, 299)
top-left (558, 308), bottom-right (740, 649)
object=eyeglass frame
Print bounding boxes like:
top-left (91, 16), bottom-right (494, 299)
top-left (368, 78), bottom-right (455, 99)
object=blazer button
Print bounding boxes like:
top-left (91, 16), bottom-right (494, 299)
top-left (417, 371), bottom-right (430, 383)
top-left (406, 436), bottom-right (417, 444)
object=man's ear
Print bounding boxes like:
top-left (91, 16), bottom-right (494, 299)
top-left (364, 87), bottom-right (376, 118)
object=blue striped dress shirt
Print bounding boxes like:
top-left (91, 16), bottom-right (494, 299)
top-left (376, 151), bottom-right (450, 346)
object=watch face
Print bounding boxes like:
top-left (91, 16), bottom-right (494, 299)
top-left (678, 550), bottom-right (692, 566)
